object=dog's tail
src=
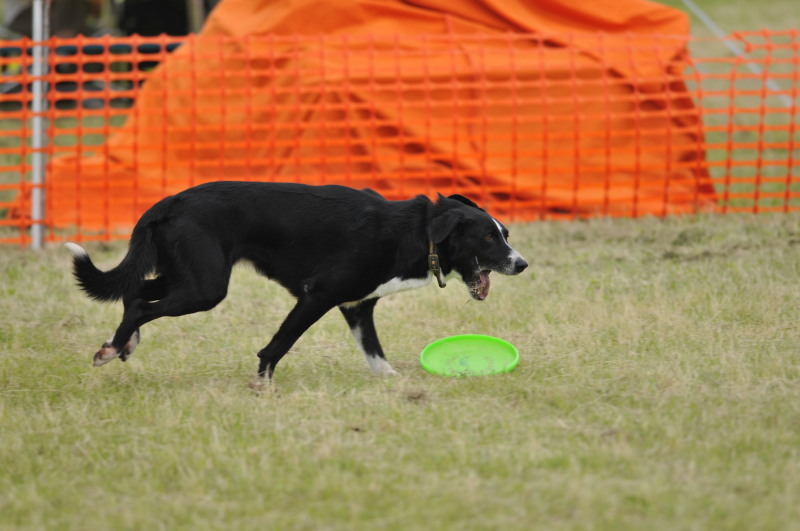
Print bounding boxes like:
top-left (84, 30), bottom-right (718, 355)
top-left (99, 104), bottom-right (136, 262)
top-left (65, 225), bottom-right (158, 303)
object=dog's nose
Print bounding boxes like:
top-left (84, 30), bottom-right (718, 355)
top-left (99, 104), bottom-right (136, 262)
top-left (513, 257), bottom-right (528, 274)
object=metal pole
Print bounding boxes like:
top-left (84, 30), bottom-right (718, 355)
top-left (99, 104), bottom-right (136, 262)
top-left (30, 0), bottom-right (49, 249)
top-left (186, 0), bottom-right (205, 34)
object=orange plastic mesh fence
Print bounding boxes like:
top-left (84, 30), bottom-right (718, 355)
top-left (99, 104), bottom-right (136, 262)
top-left (0, 31), bottom-right (798, 245)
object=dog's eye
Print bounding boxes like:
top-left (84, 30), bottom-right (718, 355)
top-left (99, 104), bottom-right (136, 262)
top-left (484, 233), bottom-right (495, 242)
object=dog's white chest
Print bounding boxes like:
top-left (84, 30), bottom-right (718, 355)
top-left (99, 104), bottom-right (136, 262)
top-left (369, 275), bottom-right (432, 298)
top-left (343, 275), bottom-right (432, 307)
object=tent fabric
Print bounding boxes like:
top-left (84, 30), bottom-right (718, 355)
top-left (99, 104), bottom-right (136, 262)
top-left (44, 0), bottom-right (717, 231)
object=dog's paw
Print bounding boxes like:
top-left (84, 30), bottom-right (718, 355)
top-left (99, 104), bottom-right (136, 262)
top-left (119, 330), bottom-right (140, 362)
top-left (248, 376), bottom-right (277, 396)
top-left (93, 342), bottom-right (120, 367)
top-left (365, 355), bottom-right (400, 376)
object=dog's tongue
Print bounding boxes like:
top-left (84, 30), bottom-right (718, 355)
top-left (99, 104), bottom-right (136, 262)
top-left (478, 271), bottom-right (491, 299)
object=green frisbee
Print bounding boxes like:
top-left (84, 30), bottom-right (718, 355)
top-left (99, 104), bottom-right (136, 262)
top-left (420, 334), bottom-right (519, 376)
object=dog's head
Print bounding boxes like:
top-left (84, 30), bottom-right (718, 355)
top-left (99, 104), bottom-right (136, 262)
top-left (432, 194), bottom-right (528, 301)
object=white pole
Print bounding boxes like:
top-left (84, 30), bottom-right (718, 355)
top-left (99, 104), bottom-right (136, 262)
top-left (30, 0), bottom-right (49, 249)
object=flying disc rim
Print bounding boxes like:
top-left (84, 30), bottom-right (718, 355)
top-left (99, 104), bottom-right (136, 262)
top-left (420, 334), bottom-right (519, 376)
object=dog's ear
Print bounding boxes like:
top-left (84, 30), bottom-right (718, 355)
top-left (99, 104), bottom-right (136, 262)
top-left (447, 194), bottom-right (483, 211)
top-left (432, 209), bottom-right (464, 243)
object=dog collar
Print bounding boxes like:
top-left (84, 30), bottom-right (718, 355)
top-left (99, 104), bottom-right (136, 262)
top-left (428, 241), bottom-right (446, 288)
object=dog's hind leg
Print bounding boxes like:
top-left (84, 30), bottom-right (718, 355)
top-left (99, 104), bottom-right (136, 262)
top-left (94, 284), bottom-right (229, 367)
top-left (256, 296), bottom-right (332, 379)
top-left (339, 299), bottom-right (398, 375)
top-left (118, 277), bottom-right (167, 361)
top-left (140, 276), bottom-right (168, 301)
top-left (97, 329), bottom-right (141, 364)
top-left (95, 277), bottom-right (168, 365)
top-left (93, 241), bottom-right (232, 367)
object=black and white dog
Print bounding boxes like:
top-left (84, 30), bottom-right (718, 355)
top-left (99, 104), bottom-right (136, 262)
top-left (66, 182), bottom-right (527, 379)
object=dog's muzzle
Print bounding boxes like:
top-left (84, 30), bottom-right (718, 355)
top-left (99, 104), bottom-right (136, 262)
top-left (498, 255), bottom-right (528, 276)
top-left (511, 257), bottom-right (528, 274)
top-left (466, 257), bottom-right (527, 301)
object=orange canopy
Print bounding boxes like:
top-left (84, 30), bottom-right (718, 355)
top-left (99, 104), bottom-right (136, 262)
top-left (45, 0), bottom-right (717, 231)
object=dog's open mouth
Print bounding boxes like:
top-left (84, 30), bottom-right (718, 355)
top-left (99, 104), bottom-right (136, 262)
top-left (467, 270), bottom-right (491, 300)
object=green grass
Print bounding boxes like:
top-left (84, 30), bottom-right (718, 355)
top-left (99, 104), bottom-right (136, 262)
top-left (2, 213), bottom-right (800, 529)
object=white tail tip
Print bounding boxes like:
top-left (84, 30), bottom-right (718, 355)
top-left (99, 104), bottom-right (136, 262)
top-left (64, 242), bottom-right (88, 258)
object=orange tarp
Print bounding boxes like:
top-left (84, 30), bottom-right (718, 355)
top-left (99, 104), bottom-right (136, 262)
top-left (46, 0), bottom-right (717, 230)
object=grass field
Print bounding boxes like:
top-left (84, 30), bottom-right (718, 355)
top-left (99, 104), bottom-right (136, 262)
top-left (2, 213), bottom-right (800, 529)
top-left (2, 1), bottom-right (800, 529)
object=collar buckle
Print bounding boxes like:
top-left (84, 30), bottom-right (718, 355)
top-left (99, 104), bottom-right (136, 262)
top-left (428, 241), bottom-right (446, 288)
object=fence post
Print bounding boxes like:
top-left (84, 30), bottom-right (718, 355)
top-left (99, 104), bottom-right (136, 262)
top-left (30, 0), bottom-right (49, 249)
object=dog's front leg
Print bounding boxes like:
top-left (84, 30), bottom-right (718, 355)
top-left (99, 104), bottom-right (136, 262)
top-left (339, 298), bottom-right (398, 375)
top-left (257, 296), bottom-right (331, 380)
